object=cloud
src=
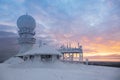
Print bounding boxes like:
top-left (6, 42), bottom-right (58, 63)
top-left (85, 54), bottom-right (120, 61)
top-left (0, 0), bottom-right (120, 61)
top-left (0, 31), bottom-right (17, 38)
top-left (0, 37), bottom-right (19, 62)
top-left (0, 24), bottom-right (17, 33)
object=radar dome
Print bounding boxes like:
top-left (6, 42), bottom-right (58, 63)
top-left (17, 14), bottom-right (36, 30)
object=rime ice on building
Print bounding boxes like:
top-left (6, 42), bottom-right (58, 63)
top-left (15, 14), bottom-right (61, 62)
top-left (17, 14), bottom-right (36, 53)
top-left (6, 14), bottom-right (83, 64)
top-left (59, 43), bottom-right (83, 62)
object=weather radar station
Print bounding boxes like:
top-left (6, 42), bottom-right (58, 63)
top-left (17, 14), bottom-right (36, 53)
top-left (14, 14), bottom-right (83, 63)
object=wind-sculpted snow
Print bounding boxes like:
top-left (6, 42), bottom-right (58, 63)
top-left (0, 62), bottom-right (120, 80)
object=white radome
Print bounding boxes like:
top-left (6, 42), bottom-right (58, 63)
top-left (17, 14), bottom-right (36, 30)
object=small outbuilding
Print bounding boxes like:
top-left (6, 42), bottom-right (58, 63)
top-left (16, 44), bottom-right (61, 62)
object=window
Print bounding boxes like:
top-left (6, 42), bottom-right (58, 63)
top-left (41, 55), bottom-right (52, 62)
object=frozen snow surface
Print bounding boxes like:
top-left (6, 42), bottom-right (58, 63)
top-left (0, 62), bottom-right (120, 80)
top-left (4, 57), bottom-right (24, 64)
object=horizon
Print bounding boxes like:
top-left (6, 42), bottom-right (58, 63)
top-left (0, 0), bottom-right (120, 62)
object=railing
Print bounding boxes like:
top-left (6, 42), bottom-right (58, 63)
top-left (18, 29), bottom-right (35, 35)
top-left (59, 48), bottom-right (83, 53)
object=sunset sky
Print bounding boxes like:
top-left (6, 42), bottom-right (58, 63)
top-left (0, 0), bottom-right (120, 62)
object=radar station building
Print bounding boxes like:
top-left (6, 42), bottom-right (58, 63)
top-left (14, 14), bottom-right (83, 63)
top-left (15, 14), bottom-right (61, 62)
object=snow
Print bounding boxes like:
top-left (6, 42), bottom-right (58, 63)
top-left (4, 57), bottom-right (24, 64)
top-left (16, 44), bottom-right (61, 56)
top-left (0, 62), bottom-right (120, 80)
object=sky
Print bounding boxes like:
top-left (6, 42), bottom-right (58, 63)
top-left (0, 0), bottom-right (120, 62)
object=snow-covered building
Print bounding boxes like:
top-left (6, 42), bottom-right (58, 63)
top-left (15, 14), bottom-right (61, 62)
top-left (16, 43), bottom-right (61, 62)
top-left (5, 14), bottom-right (83, 64)
top-left (17, 14), bottom-right (36, 53)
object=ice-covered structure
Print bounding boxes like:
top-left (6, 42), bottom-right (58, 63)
top-left (59, 43), bottom-right (83, 62)
top-left (15, 14), bottom-right (61, 62)
top-left (17, 14), bottom-right (36, 53)
top-left (16, 43), bottom-right (61, 62)
top-left (5, 14), bottom-right (83, 64)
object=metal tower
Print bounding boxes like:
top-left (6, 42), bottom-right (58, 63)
top-left (17, 14), bottom-right (36, 53)
top-left (59, 43), bottom-right (83, 62)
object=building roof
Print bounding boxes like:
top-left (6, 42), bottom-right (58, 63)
top-left (16, 44), bottom-right (61, 56)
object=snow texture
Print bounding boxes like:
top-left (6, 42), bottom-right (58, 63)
top-left (4, 57), bottom-right (24, 64)
top-left (16, 44), bottom-right (61, 56)
top-left (0, 62), bottom-right (120, 80)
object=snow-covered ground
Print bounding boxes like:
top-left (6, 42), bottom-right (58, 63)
top-left (0, 62), bottom-right (120, 80)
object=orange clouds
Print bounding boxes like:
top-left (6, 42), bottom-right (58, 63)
top-left (55, 35), bottom-right (120, 62)
top-left (82, 36), bottom-right (120, 61)
top-left (84, 54), bottom-right (120, 62)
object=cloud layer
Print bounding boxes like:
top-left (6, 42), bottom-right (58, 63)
top-left (0, 0), bottom-right (120, 61)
